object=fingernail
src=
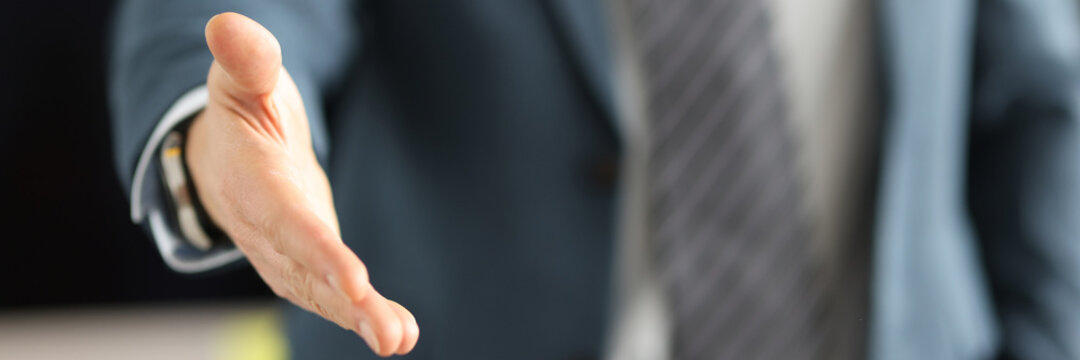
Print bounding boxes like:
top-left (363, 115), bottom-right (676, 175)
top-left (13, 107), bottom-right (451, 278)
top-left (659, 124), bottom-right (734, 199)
top-left (358, 320), bottom-right (380, 355)
top-left (326, 274), bottom-right (348, 299)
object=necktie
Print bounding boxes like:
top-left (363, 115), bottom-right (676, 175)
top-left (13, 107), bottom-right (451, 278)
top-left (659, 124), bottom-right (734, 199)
top-left (631, 1), bottom-right (823, 358)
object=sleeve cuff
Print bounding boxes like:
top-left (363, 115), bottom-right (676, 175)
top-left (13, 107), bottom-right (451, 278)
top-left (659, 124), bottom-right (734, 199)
top-left (129, 85), bottom-right (244, 273)
top-left (130, 86), bottom-right (208, 222)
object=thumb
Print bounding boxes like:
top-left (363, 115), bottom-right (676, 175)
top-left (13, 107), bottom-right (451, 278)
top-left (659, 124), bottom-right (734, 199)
top-left (205, 12), bottom-right (282, 96)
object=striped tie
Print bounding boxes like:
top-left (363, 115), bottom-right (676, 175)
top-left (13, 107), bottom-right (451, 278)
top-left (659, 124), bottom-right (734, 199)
top-left (631, 0), bottom-right (823, 358)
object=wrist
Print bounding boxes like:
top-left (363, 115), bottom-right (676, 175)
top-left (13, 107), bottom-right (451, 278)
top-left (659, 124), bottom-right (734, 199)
top-left (183, 110), bottom-right (219, 219)
top-left (162, 111), bottom-right (228, 249)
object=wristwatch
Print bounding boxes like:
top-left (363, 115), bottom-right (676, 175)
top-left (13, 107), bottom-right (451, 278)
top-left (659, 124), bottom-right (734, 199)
top-left (158, 129), bottom-right (225, 251)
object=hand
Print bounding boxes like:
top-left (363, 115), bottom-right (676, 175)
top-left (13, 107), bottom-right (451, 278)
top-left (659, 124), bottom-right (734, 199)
top-left (185, 12), bottom-right (418, 357)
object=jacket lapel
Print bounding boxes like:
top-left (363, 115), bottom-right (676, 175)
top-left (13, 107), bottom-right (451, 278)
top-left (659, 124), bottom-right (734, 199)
top-left (543, 0), bottom-right (618, 128)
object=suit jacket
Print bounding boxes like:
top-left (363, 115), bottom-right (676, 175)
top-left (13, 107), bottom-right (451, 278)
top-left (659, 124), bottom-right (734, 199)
top-left (873, 0), bottom-right (1080, 359)
top-left (111, 1), bottom-right (1080, 359)
top-left (111, 1), bottom-right (618, 359)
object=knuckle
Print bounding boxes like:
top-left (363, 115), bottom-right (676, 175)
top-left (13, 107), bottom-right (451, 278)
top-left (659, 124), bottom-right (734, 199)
top-left (280, 260), bottom-right (309, 298)
top-left (297, 267), bottom-right (319, 295)
top-left (312, 302), bottom-right (352, 332)
top-left (288, 287), bottom-right (312, 310)
top-left (278, 258), bottom-right (299, 283)
top-left (308, 298), bottom-right (328, 319)
top-left (263, 220), bottom-right (289, 255)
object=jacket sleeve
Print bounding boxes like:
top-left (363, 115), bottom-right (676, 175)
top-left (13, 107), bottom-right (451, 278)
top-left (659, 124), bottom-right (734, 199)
top-left (108, 0), bottom-right (359, 272)
top-left (967, 0), bottom-right (1080, 358)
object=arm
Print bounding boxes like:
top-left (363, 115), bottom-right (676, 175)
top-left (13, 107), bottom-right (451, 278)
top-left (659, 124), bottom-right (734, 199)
top-left (109, 4), bottom-right (418, 356)
top-left (110, 0), bottom-right (355, 220)
top-left (110, 1), bottom-right (356, 270)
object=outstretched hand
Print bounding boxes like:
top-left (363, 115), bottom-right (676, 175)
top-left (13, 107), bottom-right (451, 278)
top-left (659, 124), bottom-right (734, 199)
top-left (185, 12), bottom-right (418, 357)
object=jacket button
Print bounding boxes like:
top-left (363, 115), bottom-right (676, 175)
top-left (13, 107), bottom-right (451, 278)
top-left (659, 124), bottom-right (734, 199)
top-left (587, 154), bottom-right (619, 189)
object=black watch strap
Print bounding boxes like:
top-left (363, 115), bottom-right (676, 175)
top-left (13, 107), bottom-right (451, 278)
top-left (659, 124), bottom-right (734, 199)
top-left (159, 128), bottom-right (227, 251)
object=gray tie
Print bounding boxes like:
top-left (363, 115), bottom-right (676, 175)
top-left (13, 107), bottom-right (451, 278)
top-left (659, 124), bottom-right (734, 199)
top-left (631, 0), bottom-right (823, 358)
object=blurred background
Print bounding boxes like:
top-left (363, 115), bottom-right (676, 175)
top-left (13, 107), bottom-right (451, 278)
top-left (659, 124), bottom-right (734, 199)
top-left (0, 2), bottom-right (275, 359)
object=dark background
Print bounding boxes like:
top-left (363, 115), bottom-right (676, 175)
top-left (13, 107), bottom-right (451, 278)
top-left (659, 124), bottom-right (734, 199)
top-left (0, 2), bottom-right (269, 308)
